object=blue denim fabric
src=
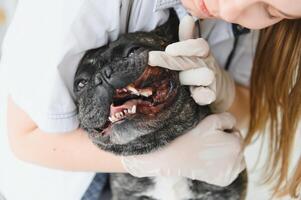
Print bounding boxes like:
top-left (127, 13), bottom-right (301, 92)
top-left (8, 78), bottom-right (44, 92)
top-left (81, 173), bottom-right (109, 200)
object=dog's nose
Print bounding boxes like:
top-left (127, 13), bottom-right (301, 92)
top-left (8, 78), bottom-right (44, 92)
top-left (103, 67), bottom-right (112, 79)
top-left (94, 66), bottom-right (119, 88)
top-left (94, 73), bottom-right (103, 86)
top-left (98, 65), bottom-right (126, 89)
top-left (94, 66), bottom-right (113, 86)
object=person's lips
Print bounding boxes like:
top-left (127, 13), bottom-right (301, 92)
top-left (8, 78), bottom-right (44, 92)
top-left (199, 0), bottom-right (213, 17)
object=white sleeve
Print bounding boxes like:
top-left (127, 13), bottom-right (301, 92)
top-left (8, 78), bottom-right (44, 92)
top-left (2, 0), bottom-right (121, 133)
top-left (2, 0), bottom-right (170, 133)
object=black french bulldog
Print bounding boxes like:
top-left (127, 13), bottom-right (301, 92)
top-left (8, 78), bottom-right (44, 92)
top-left (74, 11), bottom-right (246, 200)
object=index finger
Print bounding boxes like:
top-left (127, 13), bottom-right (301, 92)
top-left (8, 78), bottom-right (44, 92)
top-left (165, 38), bottom-right (210, 57)
top-left (148, 51), bottom-right (208, 70)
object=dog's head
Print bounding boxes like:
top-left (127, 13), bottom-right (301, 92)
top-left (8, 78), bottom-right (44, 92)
top-left (74, 12), bottom-right (210, 155)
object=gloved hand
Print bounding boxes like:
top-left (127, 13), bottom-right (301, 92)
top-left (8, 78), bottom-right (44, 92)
top-left (148, 15), bottom-right (235, 112)
top-left (121, 113), bottom-right (245, 187)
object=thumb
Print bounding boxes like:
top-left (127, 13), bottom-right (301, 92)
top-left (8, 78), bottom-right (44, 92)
top-left (165, 38), bottom-right (210, 57)
top-left (148, 51), bottom-right (207, 70)
top-left (179, 15), bottom-right (196, 41)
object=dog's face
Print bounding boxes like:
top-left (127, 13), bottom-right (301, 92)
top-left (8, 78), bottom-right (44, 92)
top-left (74, 14), bottom-right (209, 155)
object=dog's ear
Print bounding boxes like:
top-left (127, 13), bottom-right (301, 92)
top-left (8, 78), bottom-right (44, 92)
top-left (152, 9), bottom-right (179, 44)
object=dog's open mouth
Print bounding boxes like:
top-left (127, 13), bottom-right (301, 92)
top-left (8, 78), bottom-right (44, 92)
top-left (99, 66), bottom-right (179, 133)
top-left (111, 66), bottom-right (179, 120)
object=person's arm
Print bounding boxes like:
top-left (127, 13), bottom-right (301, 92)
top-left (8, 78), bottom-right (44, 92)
top-left (7, 96), bottom-right (125, 172)
top-left (7, 96), bottom-right (245, 186)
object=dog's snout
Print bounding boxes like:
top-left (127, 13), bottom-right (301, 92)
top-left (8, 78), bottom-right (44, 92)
top-left (94, 73), bottom-right (103, 86)
top-left (103, 67), bottom-right (113, 79)
top-left (94, 66), bottom-right (114, 87)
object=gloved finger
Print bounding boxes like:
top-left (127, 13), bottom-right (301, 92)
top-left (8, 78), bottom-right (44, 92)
top-left (148, 51), bottom-right (210, 70)
top-left (179, 15), bottom-right (195, 41)
top-left (238, 158), bottom-right (246, 174)
top-left (204, 113), bottom-right (237, 131)
top-left (189, 86), bottom-right (216, 105)
top-left (165, 38), bottom-right (210, 57)
top-left (232, 128), bottom-right (244, 138)
top-left (179, 67), bottom-right (215, 86)
top-left (224, 153), bottom-right (246, 186)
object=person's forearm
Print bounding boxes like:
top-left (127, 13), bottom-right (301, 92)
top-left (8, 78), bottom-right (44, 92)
top-left (228, 83), bottom-right (250, 129)
top-left (7, 96), bottom-right (125, 172)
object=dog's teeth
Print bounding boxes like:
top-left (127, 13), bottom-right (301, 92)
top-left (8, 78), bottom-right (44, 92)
top-left (124, 109), bottom-right (128, 114)
top-left (140, 90), bottom-right (152, 97)
top-left (116, 112), bottom-right (124, 119)
top-left (127, 85), bottom-right (139, 96)
top-left (127, 108), bottom-right (132, 114)
top-left (132, 105), bottom-right (137, 113)
top-left (109, 115), bottom-right (118, 123)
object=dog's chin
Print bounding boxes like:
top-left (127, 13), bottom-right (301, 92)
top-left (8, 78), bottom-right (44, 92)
top-left (91, 66), bottom-right (180, 145)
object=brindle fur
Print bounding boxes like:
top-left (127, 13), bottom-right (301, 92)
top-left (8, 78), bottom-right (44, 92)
top-left (74, 10), bottom-right (247, 200)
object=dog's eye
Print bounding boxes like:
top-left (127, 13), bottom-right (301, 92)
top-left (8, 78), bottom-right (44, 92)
top-left (76, 79), bottom-right (88, 91)
top-left (124, 45), bottom-right (141, 57)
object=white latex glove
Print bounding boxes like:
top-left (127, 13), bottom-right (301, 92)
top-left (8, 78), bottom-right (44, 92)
top-left (122, 113), bottom-right (245, 187)
top-left (148, 15), bottom-right (235, 112)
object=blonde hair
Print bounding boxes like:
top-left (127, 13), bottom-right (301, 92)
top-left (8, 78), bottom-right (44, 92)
top-left (245, 19), bottom-right (301, 198)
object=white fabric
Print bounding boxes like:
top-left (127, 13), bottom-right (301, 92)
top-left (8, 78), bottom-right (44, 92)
top-left (243, 125), bottom-right (301, 200)
top-left (2, 0), bottom-right (170, 133)
top-left (0, 1), bottom-right (170, 200)
top-left (0, 55), bottom-right (95, 200)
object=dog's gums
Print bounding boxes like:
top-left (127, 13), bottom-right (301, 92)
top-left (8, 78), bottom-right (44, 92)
top-left (101, 66), bottom-right (179, 134)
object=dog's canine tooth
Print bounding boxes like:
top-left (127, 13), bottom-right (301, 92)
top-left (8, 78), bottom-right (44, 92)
top-left (116, 112), bottom-right (123, 119)
top-left (110, 115), bottom-right (118, 123)
top-left (132, 105), bottom-right (137, 113)
top-left (127, 85), bottom-right (139, 96)
top-left (115, 113), bottom-right (121, 119)
top-left (140, 90), bottom-right (152, 97)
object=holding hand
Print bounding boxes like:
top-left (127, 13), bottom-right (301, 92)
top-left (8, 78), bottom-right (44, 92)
top-left (148, 15), bottom-right (235, 112)
top-left (122, 113), bottom-right (245, 187)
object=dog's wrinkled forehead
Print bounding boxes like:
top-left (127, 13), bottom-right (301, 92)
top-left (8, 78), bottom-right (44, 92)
top-left (79, 32), bottom-right (168, 69)
top-left (74, 32), bottom-right (171, 95)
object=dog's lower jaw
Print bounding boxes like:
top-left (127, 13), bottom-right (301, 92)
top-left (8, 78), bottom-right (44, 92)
top-left (89, 87), bottom-right (204, 156)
